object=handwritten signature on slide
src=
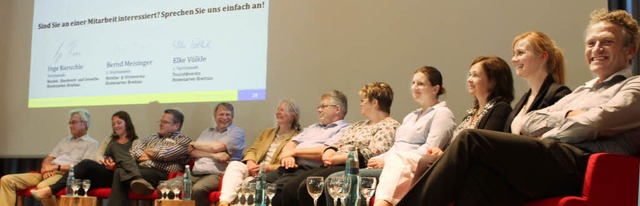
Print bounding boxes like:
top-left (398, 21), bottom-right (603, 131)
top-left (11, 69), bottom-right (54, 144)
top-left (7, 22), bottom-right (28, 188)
top-left (172, 38), bottom-right (212, 50)
top-left (53, 40), bottom-right (81, 64)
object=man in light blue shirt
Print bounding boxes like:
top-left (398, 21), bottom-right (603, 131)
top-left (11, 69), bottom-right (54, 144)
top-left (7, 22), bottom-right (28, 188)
top-left (270, 90), bottom-right (351, 206)
top-left (185, 102), bottom-right (245, 206)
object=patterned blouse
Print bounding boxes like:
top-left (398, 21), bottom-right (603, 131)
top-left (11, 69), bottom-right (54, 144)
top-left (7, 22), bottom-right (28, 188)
top-left (332, 117), bottom-right (400, 160)
top-left (452, 99), bottom-right (498, 141)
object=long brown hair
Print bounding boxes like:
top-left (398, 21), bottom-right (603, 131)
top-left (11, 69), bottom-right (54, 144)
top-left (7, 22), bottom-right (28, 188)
top-left (111, 111), bottom-right (138, 141)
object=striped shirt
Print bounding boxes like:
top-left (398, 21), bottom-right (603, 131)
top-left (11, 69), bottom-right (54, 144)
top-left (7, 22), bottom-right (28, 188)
top-left (130, 131), bottom-right (191, 173)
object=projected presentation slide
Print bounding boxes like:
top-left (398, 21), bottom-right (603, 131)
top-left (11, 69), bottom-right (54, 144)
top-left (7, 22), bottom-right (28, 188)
top-left (29, 0), bottom-right (268, 108)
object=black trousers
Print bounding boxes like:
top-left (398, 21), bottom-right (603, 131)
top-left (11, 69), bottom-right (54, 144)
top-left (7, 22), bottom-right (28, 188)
top-left (106, 142), bottom-right (168, 206)
top-left (49, 159), bottom-right (114, 194)
top-left (288, 166), bottom-right (341, 206)
top-left (270, 164), bottom-right (315, 206)
top-left (397, 129), bottom-right (590, 206)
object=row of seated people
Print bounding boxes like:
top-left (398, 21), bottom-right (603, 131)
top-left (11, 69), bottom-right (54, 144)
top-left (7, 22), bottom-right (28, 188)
top-left (0, 37), bottom-right (568, 206)
top-left (2, 8), bottom-right (640, 206)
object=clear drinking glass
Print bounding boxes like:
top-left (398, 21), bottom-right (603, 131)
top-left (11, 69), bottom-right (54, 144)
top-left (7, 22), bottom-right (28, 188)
top-left (170, 181), bottom-right (182, 200)
top-left (336, 177), bottom-right (351, 206)
top-left (266, 183), bottom-right (276, 206)
top-left (360, 177), bottom-right (377, 206)
top-left (82, 179), bottom-right (91, 197)
top-left (326, 176), bottom-right (344, 206)
top-left (306, 176), bottom-right (324, 206)
top-left (248, 182), bottom-right (257, 206)
top-left (157, 181), bottom-right (168, 199)
top-left (242, 181), bottom-right (253, 206)
top-left (71, 179), bottom-right (81, 196)
top-left (237, 181), bottom-right (246, 205)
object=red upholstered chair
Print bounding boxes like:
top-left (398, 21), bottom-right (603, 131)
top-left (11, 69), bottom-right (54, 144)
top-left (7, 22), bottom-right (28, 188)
top-left (523, 153), bottom-right (640, 206)
top-left (208, 173), bottom-right (225, 203)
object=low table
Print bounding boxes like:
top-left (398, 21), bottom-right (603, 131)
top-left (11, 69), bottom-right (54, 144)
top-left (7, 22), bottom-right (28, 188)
top-left (154, 199), bottom-right (196, 206)
top-left (59, 196), bottom-right (97, 206)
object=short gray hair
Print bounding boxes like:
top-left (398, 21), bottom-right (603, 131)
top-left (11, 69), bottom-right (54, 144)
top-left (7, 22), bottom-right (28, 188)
top-left (321, 90), bottom-right (348, 117)
top-left (70, 108), bottom-right (90, 130)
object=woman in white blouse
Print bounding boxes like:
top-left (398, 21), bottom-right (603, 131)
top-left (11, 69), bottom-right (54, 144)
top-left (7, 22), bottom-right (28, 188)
top-left (359, 66), bottom-right (457, 206)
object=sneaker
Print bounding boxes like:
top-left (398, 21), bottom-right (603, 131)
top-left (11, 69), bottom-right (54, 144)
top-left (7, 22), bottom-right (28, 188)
top-left (30, 188), bottom-right (52, 200)
top-left (130, 178), bottom-right (155, 195)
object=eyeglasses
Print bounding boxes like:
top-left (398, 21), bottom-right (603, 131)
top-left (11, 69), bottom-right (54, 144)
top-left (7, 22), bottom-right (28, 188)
top-left (68, 120), bottom-right (85, 125)
top-left (317, 104), bottom-right (337, 110)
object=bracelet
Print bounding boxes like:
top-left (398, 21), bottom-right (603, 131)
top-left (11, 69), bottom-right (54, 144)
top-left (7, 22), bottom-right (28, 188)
top-left (323, 146), bottom-right (338, 154)
top-left (57, 165), bottom-right (61, 171)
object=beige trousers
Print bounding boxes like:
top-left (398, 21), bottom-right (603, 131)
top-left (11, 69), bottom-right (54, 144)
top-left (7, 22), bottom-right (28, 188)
top-left (0, 172), bottom-right (62, 206)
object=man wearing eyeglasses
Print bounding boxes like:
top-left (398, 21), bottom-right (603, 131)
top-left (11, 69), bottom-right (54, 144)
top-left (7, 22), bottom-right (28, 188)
top-left (107, 109), bottom-right (191, 206)
top-left (269, 90), bottom-right (351, 206)
top-left (1, 109), bottom-right (98, 206)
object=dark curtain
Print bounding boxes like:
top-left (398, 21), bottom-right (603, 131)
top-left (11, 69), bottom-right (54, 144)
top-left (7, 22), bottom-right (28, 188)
top-left (1, 158), bottom-right (44, 206)
top-left (609, 0), bottom-right (640, 75)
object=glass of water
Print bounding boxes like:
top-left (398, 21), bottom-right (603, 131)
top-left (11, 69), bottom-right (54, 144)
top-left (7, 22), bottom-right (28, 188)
top-left (170, 181), bottom-right (182, 200)
top-left (242, 181), bottom-right (254, 206)
top-left (360, 177), bottom-right (377, 206)
top-left (306, 176), bottom-right (324, 206)
top-left (248, 182), bottom-right (257, 206)
top-left (326, 176), bottom-right (344, 206)
top-left (266, 183), bottom-right (276, 206)
top-left (157, 181), bottom-right (168, 199)
top-left (71, 179), bottom-right (81, 196)
top-left (82, 179), bottom-right (91, 197)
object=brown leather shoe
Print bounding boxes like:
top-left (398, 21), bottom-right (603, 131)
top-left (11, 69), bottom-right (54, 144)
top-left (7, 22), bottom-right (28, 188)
top-left (130, 178), bottom-right (155, 195)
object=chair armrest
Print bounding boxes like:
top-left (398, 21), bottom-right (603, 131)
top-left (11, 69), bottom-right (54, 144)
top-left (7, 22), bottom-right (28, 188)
top-left (579, 153), bottom-right (640, 206)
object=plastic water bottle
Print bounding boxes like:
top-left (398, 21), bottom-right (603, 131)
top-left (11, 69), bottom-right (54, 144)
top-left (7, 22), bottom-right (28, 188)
top-left (344, 146), bottom-right (361, 206)
top-left (183, 165), bottom-right (192, 200)
top-left (66, 164), bottom-right (74, 196)
top-left (254, 162), bottom-right (267, 206)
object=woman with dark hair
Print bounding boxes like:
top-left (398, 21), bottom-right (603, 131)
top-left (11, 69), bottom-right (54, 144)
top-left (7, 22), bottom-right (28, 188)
top-left (373, 57), bottom-right (515, 206)
top-left (31, 111), bottom-right (139, 204)
top-left (507, 31), bottom-right (571, 134)
top-left (455, 55), bottom-right (514, 136)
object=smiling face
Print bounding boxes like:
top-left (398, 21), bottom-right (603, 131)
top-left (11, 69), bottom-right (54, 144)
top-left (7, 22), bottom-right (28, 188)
top-left (215, 106), bottom-right (233, 131)
top-left (112, 115), bottom-right (127, 138)
top-left (585, 21), bottom-right (635, 81)
top-left (512, 38), bottom-right (547, 78)
top-left (275, 101), bottom-right (294, 127)
top-left (411, 72), bottom-right (437, 105)
top-left (467, 62), bottom-right (491, 100)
